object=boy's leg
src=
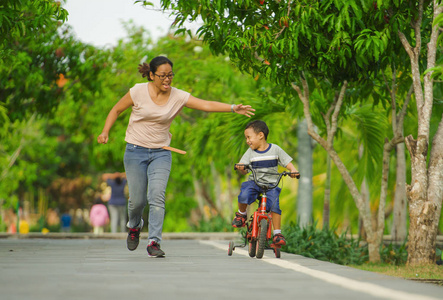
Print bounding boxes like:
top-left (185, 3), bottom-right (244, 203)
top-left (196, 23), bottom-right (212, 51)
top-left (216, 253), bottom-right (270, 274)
top-left (267, 188), bottom-right (286, 246)
top-left (232, 181), bottom-right (260, 227)
top-left (271, 212), bottom-right (281, 230)
top-left (238, 203), bottom-right (248, 213)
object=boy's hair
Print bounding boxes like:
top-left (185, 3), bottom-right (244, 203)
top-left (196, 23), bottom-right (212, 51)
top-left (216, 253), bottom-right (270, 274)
top-left (245, 120), bottom-right (269, 140)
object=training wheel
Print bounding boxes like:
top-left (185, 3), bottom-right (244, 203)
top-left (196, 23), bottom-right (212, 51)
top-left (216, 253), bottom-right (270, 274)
top-left (274, 247), bottom-right (281, 258)
top-left (228, 241), bottom-right (235, 256)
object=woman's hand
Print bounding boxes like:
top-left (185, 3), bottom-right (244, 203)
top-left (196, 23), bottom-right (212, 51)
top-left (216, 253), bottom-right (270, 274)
top-left (233, 104), bottom-right (255, 118)
top-left (97, 132), bottom-right (109, 144)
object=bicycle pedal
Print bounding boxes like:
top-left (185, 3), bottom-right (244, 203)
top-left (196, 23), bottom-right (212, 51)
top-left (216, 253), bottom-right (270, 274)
top-left (270, 243), bottom-right (281, 249)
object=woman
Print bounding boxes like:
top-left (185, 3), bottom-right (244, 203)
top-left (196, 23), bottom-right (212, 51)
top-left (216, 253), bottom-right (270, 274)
top-left (97, 56), bottom-right (254, 257)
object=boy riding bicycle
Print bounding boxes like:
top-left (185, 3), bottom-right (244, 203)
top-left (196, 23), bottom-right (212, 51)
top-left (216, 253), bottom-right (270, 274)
top-left (232, 120), bottom-right (299, 246)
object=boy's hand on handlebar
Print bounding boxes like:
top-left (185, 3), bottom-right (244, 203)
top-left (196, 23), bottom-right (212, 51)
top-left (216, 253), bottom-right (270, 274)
top-left (234, 163), bottom-right (246, 171)
top-left (234, 164), bottom-right (249, 175)
top-left (289, 172), bottom-right (300, 179)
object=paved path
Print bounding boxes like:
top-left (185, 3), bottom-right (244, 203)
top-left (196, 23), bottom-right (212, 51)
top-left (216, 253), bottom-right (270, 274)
top-left (1, 238), bottom-right (442, 300)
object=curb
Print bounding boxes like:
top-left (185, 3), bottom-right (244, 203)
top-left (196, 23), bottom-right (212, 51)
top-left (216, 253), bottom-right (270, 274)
top-left (0, 232), bottom-right (242, 240)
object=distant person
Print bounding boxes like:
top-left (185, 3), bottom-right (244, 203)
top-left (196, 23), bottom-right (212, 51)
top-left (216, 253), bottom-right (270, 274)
top-left (232, 120), bottom-right (299, 246)
top-left (89, 198), bottom-right (109, 235)
top-left (60, 210), bottom-right (72, 233)
top-left (97, 55), bottom-right (255, 257)
top-left (5, 208), bottom-right (17, 233)
top-left (102, 172), bottom-right (127, 233)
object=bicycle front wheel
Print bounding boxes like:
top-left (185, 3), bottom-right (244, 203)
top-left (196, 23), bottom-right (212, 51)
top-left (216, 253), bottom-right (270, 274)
top-left (248, 239), bottom-right (256, 257)
top-left (256, 219), bottom-right (268, 259)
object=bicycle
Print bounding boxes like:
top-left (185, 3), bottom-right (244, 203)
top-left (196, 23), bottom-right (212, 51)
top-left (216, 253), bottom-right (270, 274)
top-left (228, 164), bottom-right (299, 259)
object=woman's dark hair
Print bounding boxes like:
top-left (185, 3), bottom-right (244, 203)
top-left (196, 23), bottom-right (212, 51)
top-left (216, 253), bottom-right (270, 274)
top-left (245, 120), bottom-right (269, 140)
top-left (138, 56), bottom-right (173, 81)
top-left (115, 177), bottom-right (122, 185)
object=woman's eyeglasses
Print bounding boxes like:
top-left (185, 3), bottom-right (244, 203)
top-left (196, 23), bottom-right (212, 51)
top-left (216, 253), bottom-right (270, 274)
top-left (154, 73), bottom-right (175, 80)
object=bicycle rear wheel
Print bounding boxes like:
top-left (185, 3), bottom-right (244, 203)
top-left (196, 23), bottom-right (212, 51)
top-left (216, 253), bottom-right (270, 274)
top-left (228, 241), bottom-right (235, 256)
top-left (256, 219), bottom-right (268, 259)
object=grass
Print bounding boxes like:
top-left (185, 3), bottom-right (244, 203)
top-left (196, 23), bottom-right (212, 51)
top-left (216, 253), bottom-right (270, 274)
top-left (281, 223), bottom-right (443, 285)
top-left (350, 263), bottom-right (443, 283)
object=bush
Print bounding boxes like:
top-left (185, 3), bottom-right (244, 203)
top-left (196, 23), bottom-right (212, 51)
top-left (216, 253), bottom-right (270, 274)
top-left (380, 243), bottom-right (408, 265)
top-left (282, 222), bottom-right (368, 265)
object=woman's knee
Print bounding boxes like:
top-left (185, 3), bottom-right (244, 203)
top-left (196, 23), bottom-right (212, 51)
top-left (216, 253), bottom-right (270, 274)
top-left (128, 197), bottom-right (146, 212)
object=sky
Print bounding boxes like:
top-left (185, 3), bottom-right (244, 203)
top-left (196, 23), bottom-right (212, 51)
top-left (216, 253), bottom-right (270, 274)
top-left (62, 0), bottom-right (198, 47)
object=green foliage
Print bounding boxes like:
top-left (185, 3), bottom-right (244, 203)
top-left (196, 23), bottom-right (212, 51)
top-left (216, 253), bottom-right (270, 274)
top-left (380, 242), bottom-right (408, 265)
top-left (0, 0), bottom-right (70, 119)
top-left (0, 114), bottom-right (60, 203)
top-left (345, 104), bottom-right (387, 184)
top-left (0, 0), bottom-right (68, 53)
top-left (283, 222), bottom-right (410, 265)
top-left (193, 216), bottom-right (235, 232)
top-left (282, 222), bottom-right (368, 265)
top-left (163, 196), bottom-right (197, 232)
top-left (159, 0), bottom-right (413, 86)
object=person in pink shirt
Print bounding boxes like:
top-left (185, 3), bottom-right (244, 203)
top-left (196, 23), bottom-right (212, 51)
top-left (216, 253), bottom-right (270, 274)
top-left (89, 198), bottom-right (109, 235)
top-left (97, 56), bottom-right (255, 257)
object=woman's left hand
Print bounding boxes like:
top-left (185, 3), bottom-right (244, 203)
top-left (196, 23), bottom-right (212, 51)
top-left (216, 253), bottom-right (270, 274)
top-left (233, 104), bottom-right (255, 117)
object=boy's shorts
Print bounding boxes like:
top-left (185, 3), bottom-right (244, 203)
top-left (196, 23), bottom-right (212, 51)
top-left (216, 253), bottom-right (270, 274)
top-left (238, 181), bottom-right (282, 214)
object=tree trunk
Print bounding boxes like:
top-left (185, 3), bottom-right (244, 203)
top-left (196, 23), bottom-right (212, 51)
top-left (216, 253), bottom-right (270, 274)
top-left (359, 177), bottom-right (370, 240)
top-left (358, 144), bottom-right (370, 240)
top-left (399, 0), bottom-right (443, 265)
top-left (297, 118), bottom-right (313, 228)
top-left (392, 142), bottom-right (407, 242)
top-left (407, 119), bottom-right (443, 264)
top-left (323, 155), bottom-right (331, 230)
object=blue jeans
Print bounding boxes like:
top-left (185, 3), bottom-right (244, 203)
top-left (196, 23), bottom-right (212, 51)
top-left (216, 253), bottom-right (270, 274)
top-left (238, 181), bottom-right (282, 214)
top-left (124, 143), bottom-right (172, 244)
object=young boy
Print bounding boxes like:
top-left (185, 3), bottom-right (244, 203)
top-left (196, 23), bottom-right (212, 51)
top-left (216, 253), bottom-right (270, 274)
top-left (232, 120), bottom-right (299, 246)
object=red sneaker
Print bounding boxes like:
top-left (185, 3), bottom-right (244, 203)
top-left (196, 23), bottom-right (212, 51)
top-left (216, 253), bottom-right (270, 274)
top-left (231, 212), bottom-right (247, 228)
top-left (273, 233), bottom-right (286, 246)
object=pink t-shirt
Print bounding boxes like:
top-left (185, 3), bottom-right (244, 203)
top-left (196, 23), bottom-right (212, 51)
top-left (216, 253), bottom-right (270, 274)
top-left (125, 82), bottom-right (190, 148)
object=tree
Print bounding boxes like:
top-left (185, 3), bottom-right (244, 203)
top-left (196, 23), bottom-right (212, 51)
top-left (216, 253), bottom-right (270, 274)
top-left (154, 0), bottom-right (436, 262)
top-left (361, 0), bottom-right (443, 265)
top-left (0, 0), bottom-right (68, 119)
top-left (392, 0), bottom-right (443, 265)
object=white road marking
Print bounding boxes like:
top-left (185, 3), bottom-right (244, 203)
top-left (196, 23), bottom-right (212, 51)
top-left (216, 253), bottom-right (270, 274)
top-left (201, 240), bottom-right (440, 300)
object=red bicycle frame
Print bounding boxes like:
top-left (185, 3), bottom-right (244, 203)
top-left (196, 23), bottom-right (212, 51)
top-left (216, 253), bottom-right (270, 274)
top-left (250, 194), bottom-right (273, 240)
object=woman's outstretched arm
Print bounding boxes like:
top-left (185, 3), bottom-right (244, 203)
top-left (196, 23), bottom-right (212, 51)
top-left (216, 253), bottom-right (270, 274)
top-left (185, 95), bottom-right (255, 117)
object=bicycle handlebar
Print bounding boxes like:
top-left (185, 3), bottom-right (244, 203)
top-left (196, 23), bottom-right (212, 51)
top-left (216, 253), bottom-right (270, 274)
top-left (234, 163), bottom-right (300, 191)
